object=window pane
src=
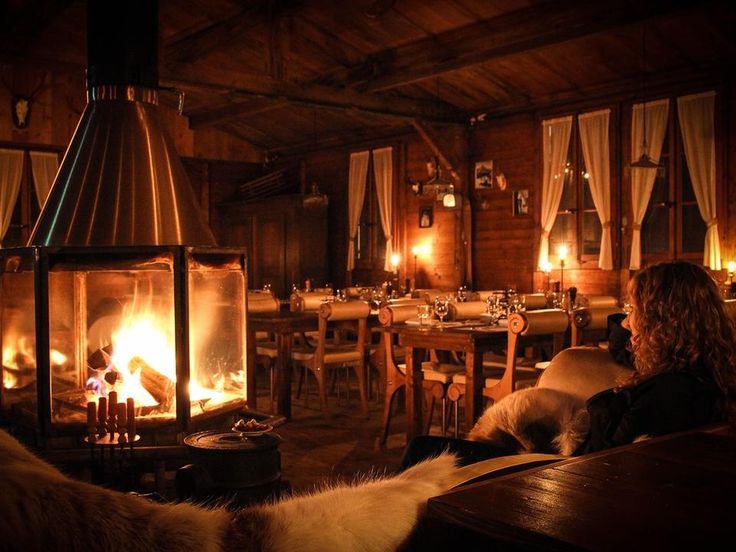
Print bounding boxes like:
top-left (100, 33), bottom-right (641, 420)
top-left (550, 213), bottom-right (574, 254)
top-left (681, 156), bottom-right (696, 202)
top-left (642, 205), bottom-right (669, 254)
top-left (582, 211), bottom-right (601, 255)
top-left (681, 204), bottom-right (706, 253)
top-left (4, 196), bottom-right (24, 248)
top-left (650, 170), bottom-right (668, 203)
top-left (583, 179), bottom-right (595, 210)
top-left (356, 198), bottom-right (369, 260)
top-left (559, 147), bottom-right (575, 210)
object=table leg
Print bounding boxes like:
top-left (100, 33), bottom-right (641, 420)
top-left (464, 350), bottom-right (484, 433)
top-left (275, 332), bottom-right (294, 420)
top-left (406, 345), bottom-right (425, 440)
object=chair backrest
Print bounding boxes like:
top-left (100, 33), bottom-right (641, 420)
top-left (378, 304), bottom-right (418, 326)
top-left (536, 346), bottom-right (631, 401)
top-left (290, 292), bottom-right (332, 312)
top-left (448, 301), bottom-right (487, 321)
top-left (411, 288), bottom-right (443, 302)
top-left (581, 294), bottom-right (619, 309)
top-left (315, 301), bottom-right (370, 361)
top-left (470, 290), bottom-right (504, 302)
top-left (247, 292), bottom-right (280, 313)
top-left (571, 306), bottom-right (625, 346)
top-left (486, 309), bottom-right (569, 402)
top-left (388, 297), bottom-right (427, 307)
top-left (522, 293), bottom-right (549, 310)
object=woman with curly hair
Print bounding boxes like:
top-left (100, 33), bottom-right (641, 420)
top-left (576, 260), bottom-right (736, 453)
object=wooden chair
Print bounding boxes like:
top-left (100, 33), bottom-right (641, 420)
top-left (571, 305), bottom-right (625, 347)
top-left (522, 293), bottom-right (549, 310)
top-left (377, 304), bottom-right (462, 445)
top-left (447, 309), bottom-right (570, 436)
top-left (411, 289), bottom-right (444, 302)
top-left (291, 301), bottom-right (371, 418)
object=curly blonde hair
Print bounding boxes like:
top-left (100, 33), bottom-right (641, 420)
top-left (626, 261), bottom-right (736, 423)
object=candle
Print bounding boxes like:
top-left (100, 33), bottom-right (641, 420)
top-left (86, 402), bottom-right (97, 438)
top-left (126, 398), bottom-right (136, 439)
top-left (97, 397), bottom-right (107, 436)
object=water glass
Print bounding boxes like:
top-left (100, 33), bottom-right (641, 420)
top-left (417, 304), bottom-right (433, 327)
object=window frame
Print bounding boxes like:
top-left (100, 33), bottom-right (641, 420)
top-left (547, 109), bottom-right (617, 269)
top-left (638, 94), bottom-right (721, 266)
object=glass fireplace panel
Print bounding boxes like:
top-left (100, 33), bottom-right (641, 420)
top-left (49, 253), bottom-right (177, 425)
top-left (1, 263), bottom-right (37, 419)
top-left (188, 252), bottom-right (247, 416)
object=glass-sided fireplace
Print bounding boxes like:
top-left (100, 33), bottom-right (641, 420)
top-left (0, 246), bottom-right (247, 445)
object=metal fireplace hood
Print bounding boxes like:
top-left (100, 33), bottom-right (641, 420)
top-left (29, 0), bottom-right (216, 247)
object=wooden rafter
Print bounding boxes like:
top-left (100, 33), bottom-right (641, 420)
top-left (319, 0), bottom-right (704, 92)
top-left (410, 120), bottom-right (462, 181)
top-left (188, 99), bottom-right (290, 129)
top-left (161, 75), bottom-right (465, 124)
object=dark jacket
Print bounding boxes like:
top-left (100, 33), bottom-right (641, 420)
top-left (575, 364), bottom-right (722, 455)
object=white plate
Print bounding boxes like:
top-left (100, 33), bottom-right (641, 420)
top-left (232, 424), bottom-right (274, 437)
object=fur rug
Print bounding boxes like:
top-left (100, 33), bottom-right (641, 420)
top-left (467, 387), bottom-right (591, 456)
top-left (0, 429), bottom-right (458, 552)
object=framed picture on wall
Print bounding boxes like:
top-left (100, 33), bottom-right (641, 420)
top-left (512, 189), bottom-right (529, 216)
top-left (419, 206), bottom-right (433, 228)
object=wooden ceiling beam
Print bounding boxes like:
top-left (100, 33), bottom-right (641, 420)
top-left (320, 0), bottom-right (705, 92)
top-left (161, 74), bottom-right (465, 124)
top-left (411, 120), bottom-right (461, 181)
top-left (477, 60), bottom-right (735, 119)
top-left (267, 124), bottom-right (415, 159)
top-left (188, 99), bottom-right (290, 129)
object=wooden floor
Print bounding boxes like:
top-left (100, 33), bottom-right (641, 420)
top-left (251, 369), bottom-right (414, 493)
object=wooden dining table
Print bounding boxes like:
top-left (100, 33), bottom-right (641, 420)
top-left (247, 310), bottom-right (318, 419)
top-left (390, 321), bottom-right (508, 439)
top-left (412, 424), bottom-right (736, 550)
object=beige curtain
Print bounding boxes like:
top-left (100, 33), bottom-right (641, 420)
top-left (629, 99), bottom-right (669, 269)
top-left (372, 146), bottom-right (394, 272)
top-left (29, 151), bottom-right (59, 208)
top-left (0, 148), bottom-right (25, 247)
top-left (677, 91), bottom-right (720, 269)
top-left (347, 150), bottom-right (370, 271)
top-left (538, 116), bottom-right (573, 269)
top-left (578, 109), bottom-right (613, 270)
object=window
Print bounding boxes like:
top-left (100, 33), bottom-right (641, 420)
top-left (354, 156), bottom-right (386, 270)
top-left (641, 105), bottom-right (706, 262)
top-left (549, 117), bottom-right (603, 265)
top-left (1, 147), bottom-right (59, 248)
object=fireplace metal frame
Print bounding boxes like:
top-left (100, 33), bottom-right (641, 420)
top-left (0, 245), bottom-right (248, 447)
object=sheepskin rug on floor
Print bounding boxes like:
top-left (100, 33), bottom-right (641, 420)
top-left (0, 429), bottom-right (459, 552)
top-left (467, 387), bottom-right (590, 456)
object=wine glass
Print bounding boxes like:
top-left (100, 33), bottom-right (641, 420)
top-left (434, 295), bottom-right (450, 328)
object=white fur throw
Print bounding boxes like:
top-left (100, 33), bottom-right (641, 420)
top-left (467, 387), bottom-right (591, 456)
top-left (0, 429), bottom-right (458, 552)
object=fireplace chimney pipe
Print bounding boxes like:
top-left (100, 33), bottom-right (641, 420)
top-left (29, 0), bottom-right (216, 247)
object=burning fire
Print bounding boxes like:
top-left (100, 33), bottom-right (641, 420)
top-left (85, 297), bottom-right (225, 412)
top-left (3, 335), bottom-right (67, 389)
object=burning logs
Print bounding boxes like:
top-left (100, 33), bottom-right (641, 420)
top-left (130, 356), bottom-right (175, 411)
